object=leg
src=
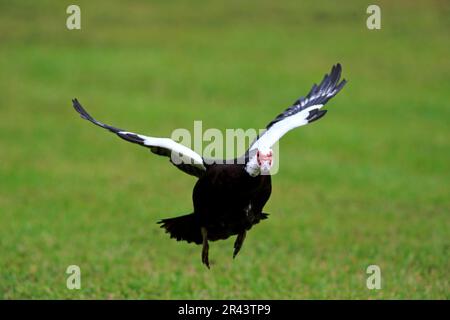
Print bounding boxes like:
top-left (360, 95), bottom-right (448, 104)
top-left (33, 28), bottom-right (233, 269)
top-left (233, 231), bottom-right (247, 258)
top-left (201, 227), bottom-right (210, 269)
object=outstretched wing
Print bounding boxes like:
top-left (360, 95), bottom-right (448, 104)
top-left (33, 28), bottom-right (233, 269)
top-left (249, 63), bottom-right (347, 151)
top-left (72, 99), bottom-right (206, 177)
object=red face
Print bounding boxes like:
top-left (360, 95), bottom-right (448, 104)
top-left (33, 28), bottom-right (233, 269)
top-left (257, 149), bottom-right (273, 172)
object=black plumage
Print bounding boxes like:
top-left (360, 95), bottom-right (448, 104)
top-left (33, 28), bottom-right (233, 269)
top-left (158, 163), bottom-right (271, 267)
top-left (72, 64), bottom-right (347, 268)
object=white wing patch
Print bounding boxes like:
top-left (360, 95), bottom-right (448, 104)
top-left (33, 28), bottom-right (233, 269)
top-left (250, 104), bottom-right (323, 151)
top-left (119, 131), bottom-right (205, 167)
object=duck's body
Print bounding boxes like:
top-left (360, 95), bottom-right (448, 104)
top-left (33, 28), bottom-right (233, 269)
top-left (194, 163), bottom-right (271, 240)
top-left (158, 163), bottom-right (271, 266)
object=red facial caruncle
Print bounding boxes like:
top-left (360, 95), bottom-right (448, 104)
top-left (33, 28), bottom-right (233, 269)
top-left (257, 150), bottom-right (273, 166)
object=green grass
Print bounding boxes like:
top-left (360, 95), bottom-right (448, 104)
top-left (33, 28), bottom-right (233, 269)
top-left (0, 0), bottom-right (448, 299)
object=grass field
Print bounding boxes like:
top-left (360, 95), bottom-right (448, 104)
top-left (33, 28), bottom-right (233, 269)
top-left (0, 1), bottom-right (448, 299)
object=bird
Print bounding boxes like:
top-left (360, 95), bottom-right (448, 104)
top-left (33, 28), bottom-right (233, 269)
top-left (72, 63), bottom-right (347, 268)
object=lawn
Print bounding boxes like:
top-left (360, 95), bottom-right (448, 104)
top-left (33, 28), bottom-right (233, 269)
top-left (0, 0), bottom-right (448, 299)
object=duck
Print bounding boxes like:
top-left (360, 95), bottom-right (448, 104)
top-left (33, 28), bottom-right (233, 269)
top-left (72, 63), bottom-right (347, 268)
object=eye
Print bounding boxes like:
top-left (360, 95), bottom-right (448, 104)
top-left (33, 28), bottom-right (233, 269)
top-left (256, 151), bottom-right (262, 165)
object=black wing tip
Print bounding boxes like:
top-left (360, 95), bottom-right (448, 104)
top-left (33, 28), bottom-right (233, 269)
top-left (331, 63), bottom-right (342, 75)
top-left (332, 63), bottom-right (348, 87)
top-left (336, 78), bottom-right (348, 92)
top-left (72, 97), bottom-right (80, 110)
top-left (72, 98), bottom-right (83, 112)
top-left (329, 63), bottom-right (342, 82)
top-left (306, 108), bottom-right (328, 123)
top-left (295, 64), bottom-right (345, 105)
top-left (71, 98), bottom-right (93, 121)
top-left (71, 98), bottom-right (120, 133)
top-left (293, 63), bottom-right (346, 105)
top-left (266, 63), bottom-right (347, 129)
top-left (316, 63), bottom-right (347, 97)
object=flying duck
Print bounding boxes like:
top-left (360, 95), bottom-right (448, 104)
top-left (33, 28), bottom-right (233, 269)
top-left (72, 63), bottom-right (347, 268)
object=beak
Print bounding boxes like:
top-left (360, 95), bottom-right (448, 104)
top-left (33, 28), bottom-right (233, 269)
top-left (260, 161), bottom-right (272, 173)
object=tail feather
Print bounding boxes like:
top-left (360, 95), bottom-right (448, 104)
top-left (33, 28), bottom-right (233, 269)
top-left (158, 213), bottom-right (202, 244)
top-left (253, 212), bottom-right (269, 225)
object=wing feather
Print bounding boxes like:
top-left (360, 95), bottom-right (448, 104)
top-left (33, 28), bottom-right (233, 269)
top-left (72, 99), bottom-right (206, 177)
top-left (249, 63), bottom-right (347, 151)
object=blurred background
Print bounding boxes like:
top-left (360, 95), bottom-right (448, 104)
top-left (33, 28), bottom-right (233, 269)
top-left (0, 0), bottom-right (448, 299)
